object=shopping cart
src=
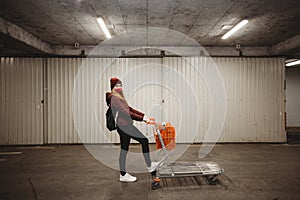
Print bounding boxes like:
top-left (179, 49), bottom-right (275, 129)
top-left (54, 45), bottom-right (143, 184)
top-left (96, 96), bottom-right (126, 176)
top-left (147, 118), bottom-right (224, 190)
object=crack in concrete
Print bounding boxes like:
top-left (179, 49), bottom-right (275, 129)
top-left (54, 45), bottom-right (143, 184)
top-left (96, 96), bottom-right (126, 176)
top-left (28, 177), bottom-right (38, 200)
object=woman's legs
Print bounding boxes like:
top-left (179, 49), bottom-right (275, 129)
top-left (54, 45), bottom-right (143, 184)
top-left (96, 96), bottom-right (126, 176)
top-left (127, 125), bottom-right (151, 167)
top-left (117, 125), bottom-right (152, 170)
top-left (117, 127), bottom-right (131, 175)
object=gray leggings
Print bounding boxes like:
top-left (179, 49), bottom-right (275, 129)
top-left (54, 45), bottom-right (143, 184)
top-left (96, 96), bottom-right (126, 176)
top-left (117, 124), bottom-right (151, 175)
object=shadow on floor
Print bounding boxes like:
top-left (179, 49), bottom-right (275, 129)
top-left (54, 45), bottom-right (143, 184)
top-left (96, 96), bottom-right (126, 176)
top-left (158, 174), bottom-right (232, 190)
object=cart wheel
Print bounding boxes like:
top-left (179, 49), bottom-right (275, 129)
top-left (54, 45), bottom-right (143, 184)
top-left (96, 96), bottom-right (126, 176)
top-left (151, 181), bottom-right (160, 190)
top-left (151, 170), bottom-right (156, 176)
top-left (207, 176), bottom-right (217, 185)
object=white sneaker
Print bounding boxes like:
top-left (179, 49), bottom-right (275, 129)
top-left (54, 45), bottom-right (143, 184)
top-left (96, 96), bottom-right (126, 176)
top-left (147, 162), bottom-right (160, 172)
top-left (119, 173), bottom-right (137, 182)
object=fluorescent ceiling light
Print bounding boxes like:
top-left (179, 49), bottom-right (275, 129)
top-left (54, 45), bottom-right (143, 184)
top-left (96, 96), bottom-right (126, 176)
top-left (286, 60), bottom-right (300, 67)
top-left (97, 17), bottom-right (111, 39)
top-left (222, 20), bottom-right (249, 40)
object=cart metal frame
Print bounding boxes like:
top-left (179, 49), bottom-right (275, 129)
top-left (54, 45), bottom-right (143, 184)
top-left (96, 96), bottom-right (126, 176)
top-left (148, 119), bottom-right (224, 190)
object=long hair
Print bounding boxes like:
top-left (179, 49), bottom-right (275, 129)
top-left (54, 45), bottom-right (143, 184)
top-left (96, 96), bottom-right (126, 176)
top-left (111, 88), bottom-right (128, 104)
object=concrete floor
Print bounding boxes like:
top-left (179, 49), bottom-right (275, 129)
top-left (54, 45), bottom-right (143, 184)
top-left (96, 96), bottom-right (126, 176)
top-left (0, 143), bottom-right (300, 200)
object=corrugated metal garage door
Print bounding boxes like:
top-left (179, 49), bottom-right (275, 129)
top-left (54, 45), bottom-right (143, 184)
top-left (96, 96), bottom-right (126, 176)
top-left (47, 58), bottom-right (163, 144)
top-left (168, 57), bottom-right (285, 143)
top-left (0, 57), bottom-right (285, 145)
top-left (46, 58), bottom-right (82, 143)
top-left (214, 57), bottom-right (285, 142)
top-left (46, 57), bottom-right (285, 144)
top-left (0, 58), bottom-right (43, 145)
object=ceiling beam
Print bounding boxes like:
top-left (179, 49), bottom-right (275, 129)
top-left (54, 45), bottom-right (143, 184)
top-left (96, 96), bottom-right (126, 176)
top-left (0, 17), bottom-right (53, 54)
top-left (270, 34), bottom-right (300, 56)
top-left (53, 45), bottom-right (271, 57)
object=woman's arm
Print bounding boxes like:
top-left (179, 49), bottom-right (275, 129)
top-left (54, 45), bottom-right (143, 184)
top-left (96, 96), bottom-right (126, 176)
top-left (129, 107), bottom-right (144, 121)
top-left (111, 96), bottom-right (144, 121)
top-left (129, 107), bottom-right (144, 117)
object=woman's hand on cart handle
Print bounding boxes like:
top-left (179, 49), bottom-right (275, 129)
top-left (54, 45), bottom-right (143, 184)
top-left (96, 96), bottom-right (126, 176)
top-left (147, 117), bottom-right (156, 125)
top-left (143, 115), bottom-right (149, 123)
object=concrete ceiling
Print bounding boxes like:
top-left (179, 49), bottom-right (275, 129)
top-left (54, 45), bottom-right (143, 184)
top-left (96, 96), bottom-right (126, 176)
top-left (0, 0), bottom-right (299, 57)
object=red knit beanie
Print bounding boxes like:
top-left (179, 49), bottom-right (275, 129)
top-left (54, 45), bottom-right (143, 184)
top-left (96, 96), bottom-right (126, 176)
top-left (110, 77), bottom-right (122, 90)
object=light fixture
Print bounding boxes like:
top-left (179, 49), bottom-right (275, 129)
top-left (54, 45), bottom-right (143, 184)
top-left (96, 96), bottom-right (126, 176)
top-left (221, 25), bottom-right (233, 30)
top-left (222, 20), bottom-right (249, 40)
top-left (286, 60), bottom-right (300, 67)
top-left (97, 17), bottom-right (111, 39)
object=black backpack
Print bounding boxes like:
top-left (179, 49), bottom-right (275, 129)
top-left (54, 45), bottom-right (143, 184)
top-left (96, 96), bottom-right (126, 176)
top-left (106, 106), bottom-right (117, 131)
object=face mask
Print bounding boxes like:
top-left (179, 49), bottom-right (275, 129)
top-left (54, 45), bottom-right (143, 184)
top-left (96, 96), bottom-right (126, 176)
top-left (114, 88), bottom-right (122, 94)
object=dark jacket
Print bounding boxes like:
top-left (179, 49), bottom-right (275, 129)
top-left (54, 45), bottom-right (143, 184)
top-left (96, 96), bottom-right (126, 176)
top-left (106, 92), bottom-right (144, 127)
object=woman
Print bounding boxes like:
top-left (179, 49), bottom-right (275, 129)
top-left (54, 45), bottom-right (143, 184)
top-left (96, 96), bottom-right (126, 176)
top-left (106, 77), bottom-right (159, 182)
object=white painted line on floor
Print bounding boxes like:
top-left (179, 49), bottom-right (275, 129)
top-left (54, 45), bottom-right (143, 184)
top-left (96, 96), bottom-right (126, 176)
top-left (17, 146), bottom-right (55, 150)
top-left (196, 144), bottom-right (223, 147)
top-left (99, 145), bottom-right (119, 149)
top-left (0, 152), bottom-right (22, 155)
top-left (0, 159), bottom-right (6, 161)
top-left (206, 144), bottom-right (223, 147)
top-left (271, 144), bottom-right (300, 147)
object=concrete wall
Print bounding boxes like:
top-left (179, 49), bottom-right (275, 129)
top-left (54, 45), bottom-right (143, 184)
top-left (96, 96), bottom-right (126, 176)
top-left (286, 66), bottom-right (300, 127)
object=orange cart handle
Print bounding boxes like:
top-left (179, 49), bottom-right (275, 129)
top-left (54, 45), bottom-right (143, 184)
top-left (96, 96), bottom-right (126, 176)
top-left (147, 118), bottom-right (156, 125)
